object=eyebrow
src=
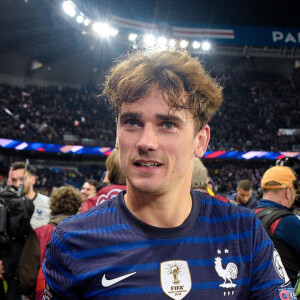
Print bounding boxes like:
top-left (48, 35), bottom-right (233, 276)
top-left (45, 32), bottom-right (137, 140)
top-left (119, 112), bottom-right (141, 122)
top-left (119, 112), bottom-right (185, 124)
top-left (156, 114), bottom-right (185, 124)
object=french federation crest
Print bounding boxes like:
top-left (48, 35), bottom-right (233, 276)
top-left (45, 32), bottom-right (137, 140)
top-left (160, 260), bottom-right (192, 300)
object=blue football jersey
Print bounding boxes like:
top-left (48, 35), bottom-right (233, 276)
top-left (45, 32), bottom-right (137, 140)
top-left (43, 190), bottom-right (296, 299)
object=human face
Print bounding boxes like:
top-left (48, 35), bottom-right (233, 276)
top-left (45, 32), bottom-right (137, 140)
top-left (11, 168), bottom-right (33, 195)
top-left (236, 188), bottom-right (252, 205)
top-left (117, 87), bottom-right (210, 196)
top-left (80, 182), bottom-right (96, 200)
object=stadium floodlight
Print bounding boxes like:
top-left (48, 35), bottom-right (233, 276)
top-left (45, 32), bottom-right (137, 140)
top-left (83, 18), bottom-right (91, 26)
top-left (93, 23), bottom-right (118, 37)
top-left (169, 39), bottom-right (177, 48)
top-left (143, 34), bottom-right (156, 48)
top-left (128, 33), bottom-right (138, 41)
top-left (179, 40), bottom-right (189, 49)
top-left (202, 41), bottom-right (211, 51)
top-left (192, 41), bottom-right (201, 49)
top-left (76, 15), bottom-right (84, 24)
top-left (93, 23), bottom-right (109, 37)
top-left (157, 36), bottom-right (168, 50)
top-left (109, 27), bottom-right (119, 37)
top-left (62, 1), bottom-right (76, 17)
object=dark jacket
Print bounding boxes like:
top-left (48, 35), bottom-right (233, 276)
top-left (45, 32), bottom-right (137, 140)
top-left (228, 192), bottom-right (259, 209)
top-left (18, 214), bottom-right (69, 297)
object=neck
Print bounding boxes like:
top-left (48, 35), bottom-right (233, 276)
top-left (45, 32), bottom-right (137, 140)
top-left (26, 190), bottom-right (36, 200)
top-left (124, 186), bottom-right (193, 228)
top-left (263, 191), bottom-right (290, 208)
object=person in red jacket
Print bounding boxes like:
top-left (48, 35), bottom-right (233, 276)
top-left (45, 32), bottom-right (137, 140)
top-left (81, 149), bottom-right (126, 212)
top-left (18, 186), bottom-right (83, 300)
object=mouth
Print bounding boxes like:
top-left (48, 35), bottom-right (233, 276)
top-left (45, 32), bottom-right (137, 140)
top-left (133, 161), bottom-right (163, 167)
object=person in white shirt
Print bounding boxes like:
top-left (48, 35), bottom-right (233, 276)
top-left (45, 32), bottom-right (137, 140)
top-left (10, 161), bottom-right (51, 229)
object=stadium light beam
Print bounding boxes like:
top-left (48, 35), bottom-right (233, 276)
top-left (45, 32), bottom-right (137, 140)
top-left (128, 33), bottom-right (138, 41)
top-left (109, 27), bottom-right (119, 37)
top-left (169, 39), bottom-right (177, 48)
top-left (143, 34), bottom-right (156, 48)
top-left (62, 1), bottom-right (76, 17)
top-left (83, 18), bottom-right (91, 26)
top-left (202, 41), bottom-right (211, 51)
top-left (93, 23), bottom-right (109, 37)
top-left (179, 40), bottom-right (189, 49)
top-left (157, 36), bottom-right (168, 50)
top-left (93, 23), bottom-right (118, 37)
top-left (76, 15), bottom-right (84, 24)
top-left (192, 41), bottom-right (201, 49)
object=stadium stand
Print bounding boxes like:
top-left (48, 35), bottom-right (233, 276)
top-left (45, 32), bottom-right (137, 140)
top-left (1, 71), bottom-right (299, 151)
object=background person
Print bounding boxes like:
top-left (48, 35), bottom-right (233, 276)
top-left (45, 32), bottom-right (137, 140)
top-left (192, 157), bottom-right (229, 203)
top-left (81, 149), bottom-right (126, 212)
top-left (255, 165), bottom-right (300, 288)
top-left (228, 179), bottom-right (259, 209)
top-left (18, 186), bottom-right (83, 300)
top-left (80, 179), bottom-right (99, 201)
top-left (10, 161), bottom-right (51, 229)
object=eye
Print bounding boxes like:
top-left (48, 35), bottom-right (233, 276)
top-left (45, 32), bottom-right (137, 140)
top-left (124, 118), bottom-right (140, 127)
top-left (162, 121), bottom-right (175, 130)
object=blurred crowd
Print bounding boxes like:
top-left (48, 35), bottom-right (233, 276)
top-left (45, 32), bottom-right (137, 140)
top-left (0, 71), bottom-right (299, 151)
top-left (0, 85), bottom-right (116, 146)
top-left (209, 72), bottom-right (300, 151)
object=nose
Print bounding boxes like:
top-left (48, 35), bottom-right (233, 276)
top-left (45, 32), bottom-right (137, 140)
top-left (13, 180), bottom-right (20, 188)
top-left (136, 123), bottom-right (158, 152)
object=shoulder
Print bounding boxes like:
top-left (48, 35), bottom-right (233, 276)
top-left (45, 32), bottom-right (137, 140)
top-left (35, 193), bottom-right (50, 203)
top-left (194, 190), bottom-right (254, 213)
top-left (97, 184), bottom-right (126, 197)
top-left (277, 213), bottom-right (300, 228)
top-left (246, 197), bottom-right (259, 209)
top-left (226, 192), bottom-right (237, 201)
top-left (193, 190), bottom-right (258, 226)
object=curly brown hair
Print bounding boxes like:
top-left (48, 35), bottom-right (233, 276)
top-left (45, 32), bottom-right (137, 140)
top-left (104, 50), bottom-right (223, 132)
top-left (50, 186), bottom-right (83, 215)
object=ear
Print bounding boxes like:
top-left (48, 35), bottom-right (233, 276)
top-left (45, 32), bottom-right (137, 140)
top-left (285, 188), bottom-right (292, 200)
top-left (29, 174), bottom-right (36, 186)
top-left (115, 137), bottom-right (119, 149)
top-left (194, 124), bottom-right (210, 158)
top-left (284, 188), bottom-right (288, 199)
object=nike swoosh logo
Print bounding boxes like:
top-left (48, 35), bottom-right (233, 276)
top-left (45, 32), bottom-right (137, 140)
top-left (101, 272), bottom-right (136, 287)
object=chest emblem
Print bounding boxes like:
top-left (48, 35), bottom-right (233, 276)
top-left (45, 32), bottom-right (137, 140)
top-left (160, 260), bottom-right (192, 300)
top-left (36, 209), bottom-right (43, 216)
top-left (214, 249), bottom-right (238, 296)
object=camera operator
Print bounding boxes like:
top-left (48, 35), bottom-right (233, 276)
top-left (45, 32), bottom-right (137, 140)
top-left (9, 162), bottom-right (51, 229)
top-left (255, 165), bottom-right (300, 289)
top-left (0, 161), bottom-right (50, 299)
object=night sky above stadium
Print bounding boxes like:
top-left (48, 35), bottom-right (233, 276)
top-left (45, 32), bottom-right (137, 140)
top-left (84, 0), bottom-right (299, 29)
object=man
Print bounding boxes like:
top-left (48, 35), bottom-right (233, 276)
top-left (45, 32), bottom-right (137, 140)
top-left (255, 166), bottom-right (300, 288)
top-left (81, 149), bottom-right (126, 212)
top-left (18, 186), bottom-right (84, 300)
top-left (0, 162), bottom-right (50, 299)
top-left (228, 179), bottom-right (259, 209)
top-left (10, 161), bottom-right (51, 229)
top-left (192, 157), bottom-right (229, 203)
top-left (80, 179), bottom-right (99, 201)
top-left (43, 51), bottom-right (296, 299)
